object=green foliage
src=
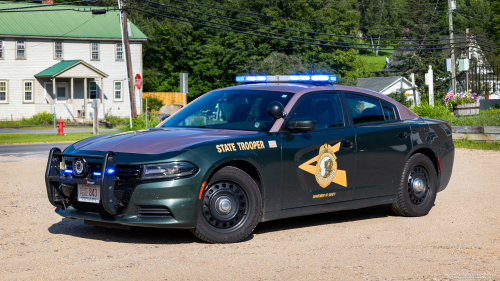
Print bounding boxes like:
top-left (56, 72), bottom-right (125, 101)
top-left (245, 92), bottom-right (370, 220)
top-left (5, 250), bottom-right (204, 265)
top-left (0, 111), bottom-right (55, 126)
top-left (411, 103), bottom-right (452, 120)
top-left (453, 139), bottom-right (500, 151)
top-left (388, 92), bottom-right (411, 108)
top-left (123, 114), bottom-right (161, 131)
top-left (103, 109), bottom-right (129, 123)
top-left (143, 97), bottom-right (164, 112)
top-left (439, 110), bottom-right (500, 126)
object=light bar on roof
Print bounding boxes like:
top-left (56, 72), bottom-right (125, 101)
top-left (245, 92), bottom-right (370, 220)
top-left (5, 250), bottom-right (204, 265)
top-left (235, 75), bottom-right (337, 83)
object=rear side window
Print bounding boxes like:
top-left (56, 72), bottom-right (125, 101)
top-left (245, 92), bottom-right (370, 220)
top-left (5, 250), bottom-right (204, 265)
top-left (290, 93), bottom-right (344, 130)
top-left (345, 94), bottom-right (384, 124)
top-left (382, 102), bottom-right (396, 120)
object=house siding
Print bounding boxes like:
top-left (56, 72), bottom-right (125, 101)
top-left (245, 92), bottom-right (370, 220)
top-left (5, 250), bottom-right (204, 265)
top-left (0, 38), bottom-right (142, 120)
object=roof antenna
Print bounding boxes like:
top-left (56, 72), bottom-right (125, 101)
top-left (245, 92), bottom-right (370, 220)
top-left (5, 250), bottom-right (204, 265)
top-left (310, 52), bottom-right (315, 75)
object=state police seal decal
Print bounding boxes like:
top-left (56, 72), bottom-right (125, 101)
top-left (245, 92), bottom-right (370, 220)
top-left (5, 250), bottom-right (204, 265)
top-left (315, 144), bottom-right (338, 188)
top-left (298, 142), bottom-right (347, 188)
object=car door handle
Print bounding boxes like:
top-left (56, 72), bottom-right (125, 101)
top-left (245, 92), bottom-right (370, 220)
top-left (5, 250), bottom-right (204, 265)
top-left (342, 140), bottom-right (354, 149)
top-left (398, 132), bottom-right (408, 139)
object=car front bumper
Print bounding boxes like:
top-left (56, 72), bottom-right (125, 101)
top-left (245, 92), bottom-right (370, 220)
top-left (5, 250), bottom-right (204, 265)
top-left (46, 147), bottom-right (212, 229)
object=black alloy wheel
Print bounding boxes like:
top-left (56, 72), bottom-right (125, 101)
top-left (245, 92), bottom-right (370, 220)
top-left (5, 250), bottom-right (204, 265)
top-left (191, 166), bottom-right (262, 243)
top-left (392, 153), bottom-right (438, 217)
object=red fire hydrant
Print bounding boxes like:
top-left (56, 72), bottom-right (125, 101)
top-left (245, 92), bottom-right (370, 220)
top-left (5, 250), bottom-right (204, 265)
top-left (56, 117), bottom-right (65, 135)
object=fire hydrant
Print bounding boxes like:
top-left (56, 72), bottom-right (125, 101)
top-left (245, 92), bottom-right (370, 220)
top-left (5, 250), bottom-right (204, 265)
top-left (56, 117), bottom-right (65, 135)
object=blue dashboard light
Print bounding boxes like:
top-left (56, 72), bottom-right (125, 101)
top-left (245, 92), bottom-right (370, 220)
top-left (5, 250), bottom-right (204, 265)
top-left (235, 76), bottom-right (245, 82)
top-left (299, 75), bottom-right (311, 81)
top-left (93, 172), bottom-right (102, 176)
top-left (330, 75), bottom-right (337, 82)
top-left (106, 168), bottom-right (115, 175)
top-left (64, 169), bottom-right (72, 174)
top-left (288, 75), bottom-right (300, 81)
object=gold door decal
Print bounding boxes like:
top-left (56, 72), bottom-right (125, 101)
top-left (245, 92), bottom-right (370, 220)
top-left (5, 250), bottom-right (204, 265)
top-left (298, 142), bottom-right (347, 188)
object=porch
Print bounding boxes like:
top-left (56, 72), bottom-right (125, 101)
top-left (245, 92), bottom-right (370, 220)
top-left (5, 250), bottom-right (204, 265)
top-left (34, 60), bottom-right (110, 120)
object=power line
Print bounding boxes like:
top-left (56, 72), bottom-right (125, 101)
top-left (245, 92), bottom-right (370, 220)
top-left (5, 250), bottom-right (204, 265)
top-left (131, 2), bottom-right (466, 48)
top-left (145, 41), bottom-right (312, 52)
top-left (146, 0), bottom-right (450, 32)
top-left (131, 6), bottom-right (464, 52)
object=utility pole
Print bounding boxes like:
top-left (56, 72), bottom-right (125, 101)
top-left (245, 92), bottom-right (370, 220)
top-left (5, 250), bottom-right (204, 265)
top-left (448, 0), bottom-right (456, 95)
top-left (466, 28), bottom-right (470, 92)
top-left (119, 0), bottom-right (137, 119)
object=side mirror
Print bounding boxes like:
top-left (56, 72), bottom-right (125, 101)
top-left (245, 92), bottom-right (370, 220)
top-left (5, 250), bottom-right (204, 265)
top-left (267, 101), bottom-right (287, 119)
top-left (161, 115), bottom-right (171, 121)
top-left (286, 117), bottom-right (316, 131)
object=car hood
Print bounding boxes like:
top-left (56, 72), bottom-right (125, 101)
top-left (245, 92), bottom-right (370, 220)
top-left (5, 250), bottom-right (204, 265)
top-left (73, 128), bottom-right (259, 154)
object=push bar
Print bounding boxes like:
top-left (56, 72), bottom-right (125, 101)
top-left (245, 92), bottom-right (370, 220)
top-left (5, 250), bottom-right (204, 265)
top-left (45, 148), bottom-right (120, 215)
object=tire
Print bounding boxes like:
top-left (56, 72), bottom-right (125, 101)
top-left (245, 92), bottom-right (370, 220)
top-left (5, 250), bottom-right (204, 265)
top-left (392, 153), bottom-right (438, 217)
top-left (190, 166), bottom-right (262, 243)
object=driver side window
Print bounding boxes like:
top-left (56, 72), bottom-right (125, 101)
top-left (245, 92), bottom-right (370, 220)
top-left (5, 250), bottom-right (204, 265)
top-left (290, 93), bottom-right (344, 130)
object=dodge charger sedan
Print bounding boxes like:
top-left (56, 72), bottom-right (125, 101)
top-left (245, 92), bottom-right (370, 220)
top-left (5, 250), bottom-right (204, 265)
top-left (45, 75), bottom-right (454, 243)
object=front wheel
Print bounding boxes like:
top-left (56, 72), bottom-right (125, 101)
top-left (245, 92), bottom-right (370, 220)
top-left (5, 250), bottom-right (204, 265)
top-left (392, 153), bottom-right (438, 217)
top-left (191, 166), bottom-right (262, 243)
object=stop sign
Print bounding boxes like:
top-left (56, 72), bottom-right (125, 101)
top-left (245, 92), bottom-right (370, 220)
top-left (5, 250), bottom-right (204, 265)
top-left (135, 74), bottom-right (142, 90)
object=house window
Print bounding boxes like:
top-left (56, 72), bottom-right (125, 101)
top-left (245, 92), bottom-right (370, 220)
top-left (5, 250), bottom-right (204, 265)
top-left (116, 43), bottom-right (123, 60)
top-left (114, 81), bottom-right (122, 101)
top-left (0, 40), bottom-right (3, 59)
top-left (16, 40), bottom-right (25, 59)
top-left (89, 81), bottom-right (98, 99)
top-left (91, 43), bottom-right (99, 60)
top-left (0, 80), bottom-right (7, 103)
top-left (54, 41), bottom-right (63, 59)
top-left (24, 80), bottom-right (33, 102)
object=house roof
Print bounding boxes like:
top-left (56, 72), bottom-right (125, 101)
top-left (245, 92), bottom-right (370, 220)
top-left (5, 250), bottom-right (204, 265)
top-left (34, 60), bottom-right (108, 78)
top-left (0, 1), bottom-right (147, 40)
top-left (357, 76), bottom-right (410, 93)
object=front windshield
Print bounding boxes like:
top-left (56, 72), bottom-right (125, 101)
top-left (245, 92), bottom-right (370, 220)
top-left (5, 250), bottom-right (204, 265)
top-left (162, 89), bottom-right (294, 131)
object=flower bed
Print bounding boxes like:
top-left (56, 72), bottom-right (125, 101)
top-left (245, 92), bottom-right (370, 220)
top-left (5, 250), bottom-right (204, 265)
top-left (444, 91), bottom-right (480, 116)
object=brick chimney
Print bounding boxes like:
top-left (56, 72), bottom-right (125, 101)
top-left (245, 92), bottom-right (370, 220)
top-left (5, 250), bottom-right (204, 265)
top-left (42, 0), bottom-right (53, 4)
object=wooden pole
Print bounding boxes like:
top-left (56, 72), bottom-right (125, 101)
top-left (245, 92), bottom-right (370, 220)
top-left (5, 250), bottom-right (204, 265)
top-left (119, 0), bottom-right (137, 119)
top-left (448, 0), bottom-right (456, 95)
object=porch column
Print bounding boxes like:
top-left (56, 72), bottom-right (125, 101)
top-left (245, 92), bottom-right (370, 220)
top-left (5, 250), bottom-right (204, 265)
top-left (84, 78), bottom-right (87, 120)
top-left (100, 77), bottom-right (104, 103)
top-left (70, 77), bottom-right (74, 103)
top-left (53, 77), bottom-right (57, 105)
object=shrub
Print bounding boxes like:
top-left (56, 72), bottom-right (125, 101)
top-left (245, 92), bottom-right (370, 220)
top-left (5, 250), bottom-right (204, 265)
top-left (388, 92), bottom-right (412, 108)
top-left (143, 97), bottom-right (164, 112)
top-left (411, 103), bottom-right (452, 120)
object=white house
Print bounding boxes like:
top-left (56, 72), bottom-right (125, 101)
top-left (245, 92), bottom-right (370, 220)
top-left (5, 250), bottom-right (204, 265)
top-left (357, 76), bottom-right (417, 96)
top-left (0, 1), bottom-right (147, 121)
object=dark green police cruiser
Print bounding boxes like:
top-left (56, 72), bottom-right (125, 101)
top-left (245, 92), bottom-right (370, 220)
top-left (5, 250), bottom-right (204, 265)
top-left (45, 74), bottom-right (455, 243)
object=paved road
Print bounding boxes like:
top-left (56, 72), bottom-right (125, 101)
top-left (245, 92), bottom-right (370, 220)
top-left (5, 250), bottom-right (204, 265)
top-left (0, 128), bottom-right (119, 134)
top-left (0, 142), bottom-right (70, 158)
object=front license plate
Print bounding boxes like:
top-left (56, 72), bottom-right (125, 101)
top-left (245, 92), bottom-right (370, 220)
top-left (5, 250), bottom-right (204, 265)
top-left (77, 184), bottom-right (101, 204)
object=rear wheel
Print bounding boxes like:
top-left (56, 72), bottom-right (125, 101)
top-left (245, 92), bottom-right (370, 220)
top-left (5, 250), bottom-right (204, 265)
top-left (392, 153), bottom-right (438, 217)
top-left (191, 166), bottom-right (262, 243)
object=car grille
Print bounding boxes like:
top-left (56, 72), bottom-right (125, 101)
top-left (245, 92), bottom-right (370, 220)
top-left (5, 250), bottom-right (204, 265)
top-left (64, 161), bottom-right (142, 215)
top-left (138, 206), bottom-right (172, 217)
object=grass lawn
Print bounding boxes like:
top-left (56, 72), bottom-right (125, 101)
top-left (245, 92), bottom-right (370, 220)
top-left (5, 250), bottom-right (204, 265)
top-left (358, 49), bottom-right (395, 71)
top-left (0, 124), bottom-right (126, 130)
top-left (453, 139), bottom-right (500, 150)
top-left (0, 132), bottom-right (114, 145)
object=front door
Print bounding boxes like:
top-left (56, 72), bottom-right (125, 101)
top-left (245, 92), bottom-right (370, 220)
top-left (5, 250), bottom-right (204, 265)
top-left (56, 86), bottom-right (67, 103)
top-left (281, 92), bottom-right (357, 209)
top-left (344, 93), bottom-right (413, 200)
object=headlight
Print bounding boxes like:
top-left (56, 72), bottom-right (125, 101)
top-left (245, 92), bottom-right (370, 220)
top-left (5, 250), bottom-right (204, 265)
top-left (140, 162), bottom-right (198, 180)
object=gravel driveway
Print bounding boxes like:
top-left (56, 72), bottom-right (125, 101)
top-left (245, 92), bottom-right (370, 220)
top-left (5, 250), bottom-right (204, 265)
top-left (0, 149), bottom-right (498, 280)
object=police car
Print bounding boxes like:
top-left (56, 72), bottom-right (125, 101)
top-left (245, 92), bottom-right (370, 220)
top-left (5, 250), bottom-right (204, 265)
top-left (45, 74), bottom-right (454, 243)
